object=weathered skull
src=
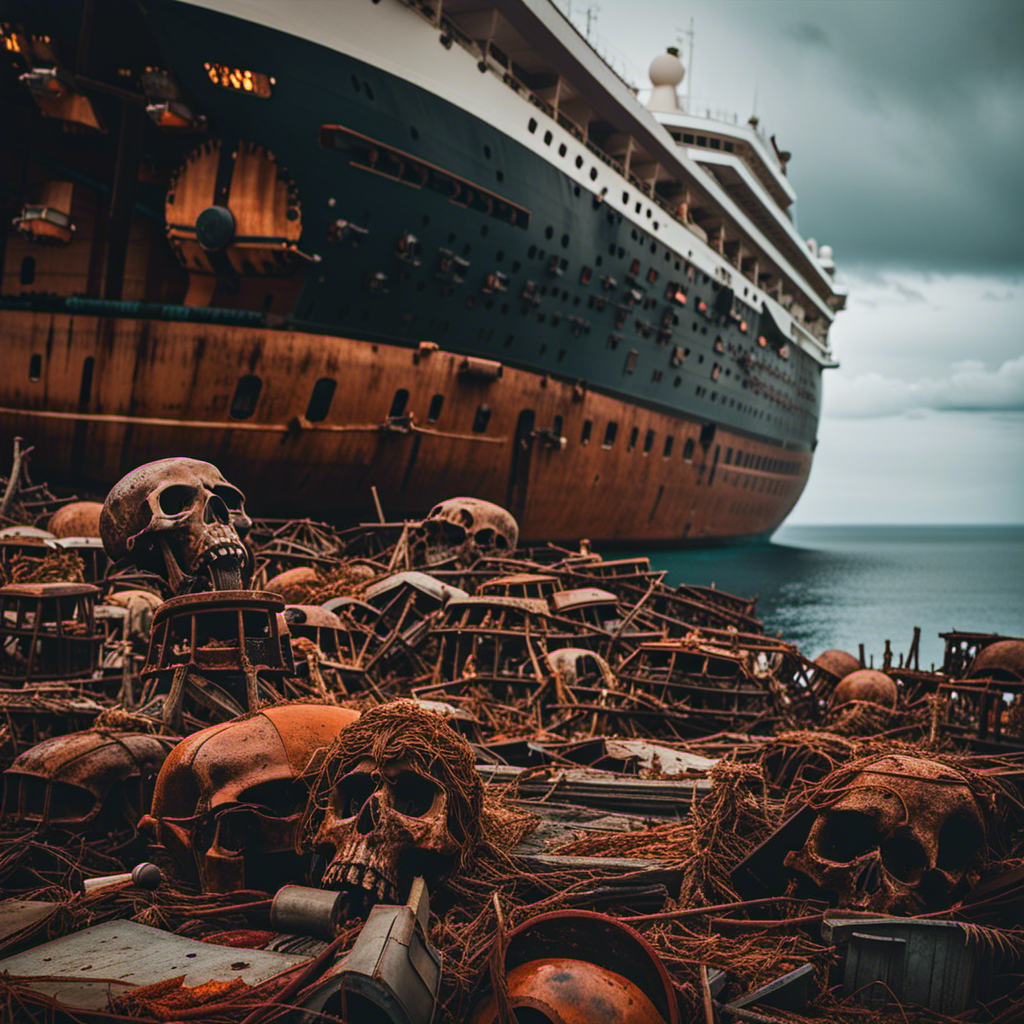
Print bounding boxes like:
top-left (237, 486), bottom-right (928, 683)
top-left (304, 700), bottom-right (482, 910)
top-left (3, 730), bottom-right (174, 834)
top-left (407, 497), bottom-right (518, 567)
top-left (100, 458), bottom-right (252, 593)
top-left (140, 704), bottom-right (359, 892)
top-left (785, 755), bottom-right (987, 913)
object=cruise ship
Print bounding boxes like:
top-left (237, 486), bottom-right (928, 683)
top-left (0, 0), bottom-right (846, 543)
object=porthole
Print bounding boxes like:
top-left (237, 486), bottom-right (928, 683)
top-left (472, 404), bottom-right (492, 432)
top-left (305, 377), bottom-right (337, 422)
top-left (229, 375), bottom-right (262, 420)
top-left (389, 388), bottom-right (409, 417)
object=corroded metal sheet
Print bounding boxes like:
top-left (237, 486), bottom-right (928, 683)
top-left (0, 920), bottom-right (310, 1010)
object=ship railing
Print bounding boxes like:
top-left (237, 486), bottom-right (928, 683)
top-left (396, 0), bottom-right (826, 340)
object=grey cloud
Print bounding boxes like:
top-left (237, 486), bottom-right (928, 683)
top-left (826, 356), bottom-right (1024, 418)
top-left (782, 22), bottom-right (830, 48)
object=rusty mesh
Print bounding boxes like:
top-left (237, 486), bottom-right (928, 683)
top-left (282, 564), bottom-right (380, 606)
top-left (1, 550), bottom-right (86, 586)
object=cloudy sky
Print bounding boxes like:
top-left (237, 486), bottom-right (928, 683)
top-left (561, 0), bottom-right (1024, 524)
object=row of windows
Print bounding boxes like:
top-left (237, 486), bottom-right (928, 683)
top-left (228, 375), bottom-right (496, 435)
top-left (721, 447), bottom-right (801, 475)
top-left (668, 129), bottom-right (735, 154)
top-left (723, 473), bottom-right (794, 497)
top-left (575, 415), bottom-right (697, 462)
top-left (28, 349), bottom-right (803, 479)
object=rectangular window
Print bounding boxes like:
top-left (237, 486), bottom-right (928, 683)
top-left (663, 436), bottom-right (674, 458)
top-left (628, 426), bottom-right (639, 452)
top-left (624, 349), bottom-right (638, 374)
top-left (724, 447), bottom-right (733, 465)
top-left (581, 419), bottom-right (593, 445)
top-left (602, 422), bottom-right (618, 448)
top-left (643, 429), bottom-right (655, 455)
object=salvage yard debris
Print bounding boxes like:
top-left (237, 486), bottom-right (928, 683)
top-left (0, 447), bottom-right (1022, 1023)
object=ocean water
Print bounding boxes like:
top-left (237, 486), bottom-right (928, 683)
top-left (625, 525), bottom-right (1024, 671)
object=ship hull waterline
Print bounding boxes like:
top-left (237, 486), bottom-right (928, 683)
top-left (0, 309), bottom-right (811, 543)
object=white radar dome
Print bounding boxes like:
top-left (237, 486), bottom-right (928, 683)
top-left (646, 51), bottom-right (684, 113)
top-left (649, 53), bottom-right (685, 87)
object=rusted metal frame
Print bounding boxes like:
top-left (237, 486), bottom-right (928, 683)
top-left (600, 580), bottom-right (659, 662)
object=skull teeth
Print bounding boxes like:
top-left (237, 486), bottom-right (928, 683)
top-left (191, 539), bottom-right (248, 572)
top-left (322, 860), bottom-right (399, 904)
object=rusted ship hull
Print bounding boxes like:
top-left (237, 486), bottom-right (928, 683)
top-left (0, 309), bottom-right (808, 543)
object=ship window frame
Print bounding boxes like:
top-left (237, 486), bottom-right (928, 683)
top-left (580, 419), bottom-right (593, 445)
top-left (229, 375), bottom-right (263, 421)
top-left (627, 426), bottom-right (639, 452)
top-left (662, 435), bottom-right (674, 459)
top-left (305, 377), bottom-right (337, 422)
top-left (427, 393), bottom-right (444, 422)
top-left (320, 124), bottom-right (531, 230)
top-left (683, 438), bottom-right (695, 462)
top-left (624, 348), bottom-right (638, 374)
top-left (28, 354), bottom-right (42, 382)
top-left (472, 403), bottom-right (492, 433)
top-left (642, 429), bottom-right (655, 455)
top-left (602, 421), bottom-right (618, 449)
top-left (389, 388), bottom-right (410, 418)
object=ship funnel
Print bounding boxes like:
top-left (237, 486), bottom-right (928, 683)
top-left (646, 49), bottom-right (684, 113)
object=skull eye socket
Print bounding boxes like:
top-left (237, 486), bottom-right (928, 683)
top-left (237, 779), bottom-right (298, 817)
top-left (214, 485), bottom-right (245, 512)
top-left (158, 484), bottom-right (199, 516)
top-left (815, 810), bottom-right (879, 862)
top-left (475, 527), bottom-right (495, 548)
top-left (212, 810), bottom-right (254, 854)
top-left (937, 811), bottom-right (985, 873)
top-left (390, 770), bottom-right (439, 817)
top-left (338, 771), bottom-right (376, 819)
top-left (880, 834), bottom-right (928, 883)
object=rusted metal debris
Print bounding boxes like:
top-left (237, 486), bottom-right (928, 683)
top-left (0, 454), bottom-right (1022, 1024)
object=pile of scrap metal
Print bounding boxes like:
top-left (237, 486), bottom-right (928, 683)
top-left (0, 453), bottom-right (1022, 1024)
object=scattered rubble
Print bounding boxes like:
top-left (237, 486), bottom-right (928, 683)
top-left (0, 444), bottom-right (1022, 1023)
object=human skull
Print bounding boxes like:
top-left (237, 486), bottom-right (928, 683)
top-left (140, 704), bottom-right (359, 892)
top-left (407, 497), bottom-right (518, 567)
top-left (100, 458), bottom-right (252, 593)
top-left (305, 700), bottom-right (482, 910)
top-left (785, 755), bottom-right (987, 913)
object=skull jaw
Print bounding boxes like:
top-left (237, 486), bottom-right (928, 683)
top-left (784, 847), bottom-right (960, 915)
top-left (316, 840), bottom-right (457, 912)
top-left (155, 532), bottom-right (249, 594)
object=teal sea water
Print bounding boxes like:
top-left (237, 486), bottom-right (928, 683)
top-left (625, 526), bottom-right (1024, 671)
